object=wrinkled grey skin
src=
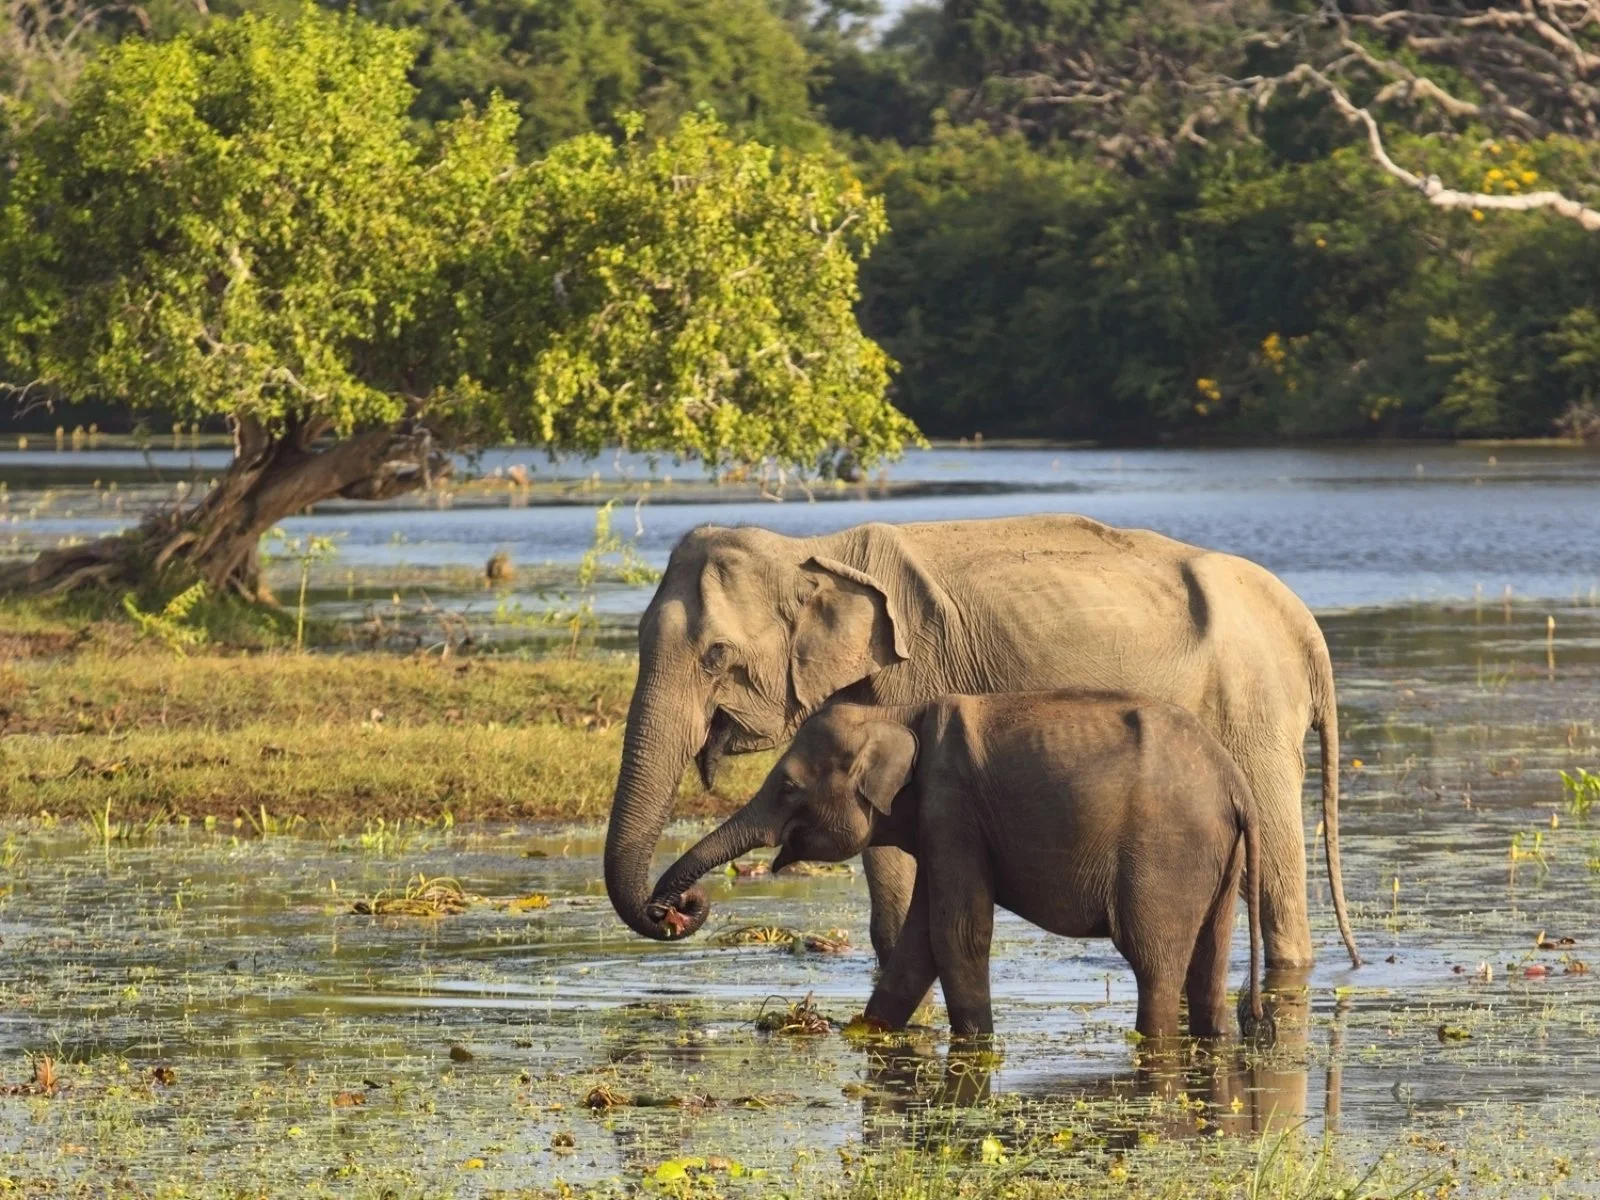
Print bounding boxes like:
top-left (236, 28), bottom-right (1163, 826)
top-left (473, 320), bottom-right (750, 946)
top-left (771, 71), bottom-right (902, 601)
top-left (650, 694), bottom-right (1266, 1041)
top-left (605, 515), bottom-right (1358, 970)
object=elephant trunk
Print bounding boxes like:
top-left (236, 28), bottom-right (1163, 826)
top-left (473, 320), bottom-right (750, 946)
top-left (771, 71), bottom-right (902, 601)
top-left (646, 802), bottom-right (778, 940)
top-left (604, 665), bottom-right (710, 941)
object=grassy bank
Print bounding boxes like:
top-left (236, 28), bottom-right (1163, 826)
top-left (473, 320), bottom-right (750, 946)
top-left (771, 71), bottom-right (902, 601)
top-left (0, 604), bottom-right (770, 825)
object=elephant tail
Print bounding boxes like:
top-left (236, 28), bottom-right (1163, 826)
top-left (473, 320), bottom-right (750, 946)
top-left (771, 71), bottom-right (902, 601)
top-left (1234, 774), bottom-right (1265, 1033)
top-left (1314, 675), bottom-right (1362, 968)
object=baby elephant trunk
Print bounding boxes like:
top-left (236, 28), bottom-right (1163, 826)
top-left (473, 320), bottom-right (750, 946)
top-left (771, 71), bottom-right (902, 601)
top-left (645, 805), bottom-right (776, 940)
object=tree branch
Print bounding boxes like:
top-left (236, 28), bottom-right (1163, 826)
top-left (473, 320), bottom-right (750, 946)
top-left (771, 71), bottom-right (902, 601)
top-left (1269, 63), bottom-right (1600, 232)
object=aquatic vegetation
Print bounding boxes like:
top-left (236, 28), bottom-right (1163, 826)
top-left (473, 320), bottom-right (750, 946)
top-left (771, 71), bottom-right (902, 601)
top-left (0, 1054), bottom-right (60, 1097)
top-left (353, 873), bottom-right (473, 916)
top-left (1561, 767), bottom-right (1600, 821)
top-left (1509, 829), bottom-right (1549, 876)
top-left (711, 924), bottom-right (851, 952)
top-left (754, 991), bottom-right (832, 1035)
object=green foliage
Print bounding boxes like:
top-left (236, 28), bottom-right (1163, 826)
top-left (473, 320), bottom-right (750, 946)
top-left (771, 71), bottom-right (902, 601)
top-left (13, 0), bottom-right (1600, 448)
top-left (856, 118), bottom-right (1600, 439)
top-left (122, 582), bottom-right (210, 655)
top-left (331, 0), bottom-right (820, 155)
top-left (0, 8), bottom-right (910, 473)
top-left (1561, 768), bottom-right (1600, 823)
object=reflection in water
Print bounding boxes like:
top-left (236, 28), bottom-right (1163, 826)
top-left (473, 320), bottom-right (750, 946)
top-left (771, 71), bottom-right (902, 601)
top-left (853, 974), bottom-right (1328, 1157)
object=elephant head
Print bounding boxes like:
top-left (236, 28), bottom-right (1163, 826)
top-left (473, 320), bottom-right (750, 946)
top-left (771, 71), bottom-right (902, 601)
top-left (605, 526), bottom-right (913, 940)
top-left (644, 705), bottom-right (920, 938)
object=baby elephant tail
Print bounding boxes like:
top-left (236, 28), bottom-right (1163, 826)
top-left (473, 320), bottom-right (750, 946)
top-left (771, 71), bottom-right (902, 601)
top-left (1232, 771), bottom-right (1272, 1043)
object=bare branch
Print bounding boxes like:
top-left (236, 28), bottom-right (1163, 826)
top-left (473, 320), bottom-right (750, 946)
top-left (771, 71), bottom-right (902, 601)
top-left (1272, 63), bottom-right (1600, 232)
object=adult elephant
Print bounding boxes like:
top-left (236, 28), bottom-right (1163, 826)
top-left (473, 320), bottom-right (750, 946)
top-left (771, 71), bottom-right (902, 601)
top-left (605, 515), bottom-right (1360, 970)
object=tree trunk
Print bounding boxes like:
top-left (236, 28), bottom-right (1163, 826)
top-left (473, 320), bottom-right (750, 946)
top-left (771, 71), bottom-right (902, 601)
top-left (0, 419), bottom-right (450, 599)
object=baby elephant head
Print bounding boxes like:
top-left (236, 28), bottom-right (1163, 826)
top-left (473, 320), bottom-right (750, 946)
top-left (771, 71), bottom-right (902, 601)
top-left (643, 705), bottom-right (918, 939)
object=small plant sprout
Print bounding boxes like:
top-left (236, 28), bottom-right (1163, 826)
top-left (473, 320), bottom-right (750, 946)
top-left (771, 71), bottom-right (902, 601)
top-left (1510, 829), bottom-right (1550, 879)
top-left (264, 529), bottom-right (341, 650)
top-left (122, 582), bottom-right (209, 656)
top-left (1560, 768), bottom-right (1600, 822)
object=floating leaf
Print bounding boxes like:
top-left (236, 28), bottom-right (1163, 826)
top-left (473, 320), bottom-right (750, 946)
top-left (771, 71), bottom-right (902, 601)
top-left (653, 1156), bottom-right (706, 1183)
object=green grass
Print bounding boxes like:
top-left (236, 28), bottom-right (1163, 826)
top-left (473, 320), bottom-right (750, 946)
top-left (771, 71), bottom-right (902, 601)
top-left (0, 603), bottom-right (771, 824)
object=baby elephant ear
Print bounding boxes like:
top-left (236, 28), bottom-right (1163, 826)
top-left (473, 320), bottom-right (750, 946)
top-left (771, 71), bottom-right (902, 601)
top-left (854, 722), bottom-right (918, 814)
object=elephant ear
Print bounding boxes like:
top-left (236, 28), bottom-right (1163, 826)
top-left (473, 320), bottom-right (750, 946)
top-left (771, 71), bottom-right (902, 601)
top-left (853, 721), bottom-right (918, 815)
top-left (789, 556), bottom-right (907, 713)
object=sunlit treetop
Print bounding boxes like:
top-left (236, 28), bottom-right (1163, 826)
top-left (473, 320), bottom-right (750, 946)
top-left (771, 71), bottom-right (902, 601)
top-left (0, 8), bottom-right (915, 472)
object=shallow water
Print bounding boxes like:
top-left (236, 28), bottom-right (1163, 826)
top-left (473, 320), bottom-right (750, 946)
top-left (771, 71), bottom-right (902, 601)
top-left (4, 603), bottom-right (1600, 1194)
top-left (7, 444), bottom-right (1600, 618)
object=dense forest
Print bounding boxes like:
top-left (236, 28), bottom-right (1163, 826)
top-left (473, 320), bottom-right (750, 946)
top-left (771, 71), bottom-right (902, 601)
top-left (6, 0), bottom-right (1600, 443)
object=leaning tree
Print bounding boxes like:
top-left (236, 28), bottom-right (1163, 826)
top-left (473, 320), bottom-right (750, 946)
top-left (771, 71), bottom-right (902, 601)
top-left (0, 9), bottom-right (912, 598)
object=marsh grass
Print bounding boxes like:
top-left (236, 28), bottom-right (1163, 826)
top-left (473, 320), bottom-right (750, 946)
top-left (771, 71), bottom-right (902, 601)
top-left (0, 640), bottom-right (773, 823)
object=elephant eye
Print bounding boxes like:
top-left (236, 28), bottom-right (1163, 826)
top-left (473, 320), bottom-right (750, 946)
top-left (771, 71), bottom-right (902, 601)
top-left (782, 777), bottom-right (803, 795)
top-left (700, 642), bottom-right (732, 674)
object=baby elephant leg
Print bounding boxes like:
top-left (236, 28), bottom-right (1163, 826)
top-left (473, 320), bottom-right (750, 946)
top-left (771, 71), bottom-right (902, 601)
top-left (928, 860), bottom-right (996, 1038)
top-left (1118, 888), bottom-right (1196, 1045)
top-left (864, 874), bottom-right (938, 1029)
top-left (1132, 970), bottom-right (1184, 1044)
top-left (1186, 837), bottom-right (1246, 1038)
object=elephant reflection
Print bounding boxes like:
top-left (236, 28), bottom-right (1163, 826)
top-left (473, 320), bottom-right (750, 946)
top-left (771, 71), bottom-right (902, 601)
top-left (850, 977), bottom-right (1339, 1153)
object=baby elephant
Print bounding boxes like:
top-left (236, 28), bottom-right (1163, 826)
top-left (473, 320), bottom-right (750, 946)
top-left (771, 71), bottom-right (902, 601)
top-left (647, 691), bottom-right (1264, 1041)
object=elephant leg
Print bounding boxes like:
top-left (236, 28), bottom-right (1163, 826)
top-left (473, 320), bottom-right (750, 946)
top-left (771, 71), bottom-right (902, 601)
top-left (862, 843), bottom-right (918, 967)
top-left (927, 857), bottom-right (995, 1039)
top-left (864, 872), bottom-right (938, 1029)
top-left (1186, 839), bottom-right (1244, 1039)
top-left (1132, 970), bottom-right (1183, 1043)
top-left (1233, 740), bottom-right (1314, 970)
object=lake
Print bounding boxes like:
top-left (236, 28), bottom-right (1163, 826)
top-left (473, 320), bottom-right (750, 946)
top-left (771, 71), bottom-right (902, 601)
top-left (5, 443), bottom-right (1600, 624)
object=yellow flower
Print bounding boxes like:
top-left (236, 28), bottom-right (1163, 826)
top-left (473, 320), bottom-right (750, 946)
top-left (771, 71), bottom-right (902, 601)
top-left (1195, 377), bottom-right (1221, 402)
top-left (1504, 179), bottom-right (1520, 192)
top-left (1471, 209), bottom-right (1485, 221)
top-left (1521, 170), bottom-right (1538, 184)
top-left (1485, 168), bottom-right (1503, 182)
top-left (1489, 142), bottom-right (1502, 155)
top-left (1314, 236), bottom-right (1327, 248)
